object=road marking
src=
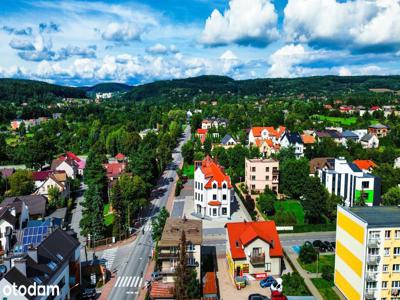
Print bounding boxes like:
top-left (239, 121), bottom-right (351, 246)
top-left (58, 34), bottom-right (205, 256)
top-left (125, 277), bottom-right (133, 287)
top-left (133, 276), bottom-right (140, 287)
top-left (138, 277), bottom-right (143, 288)
top-left (115, 276), bottom-right (121, 287)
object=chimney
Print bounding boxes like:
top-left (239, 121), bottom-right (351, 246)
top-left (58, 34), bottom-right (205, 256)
top-left (14, 259), bottom-right (27, 277)
top-left (28, 246), bottom-right (38, 263)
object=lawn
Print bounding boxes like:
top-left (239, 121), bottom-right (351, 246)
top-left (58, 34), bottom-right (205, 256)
top-left (103, 203), bottom-right (115, 226)
top-left (298, 254), bottom-right (335, 273)
top-left (182, 164), bottom-right (194, 179)
top-left (311, 278), bottom-right (340, 300)
top-left (315, 115), bottom-right (357, 125)
top-left (274, 200), bottom-right (305, 225)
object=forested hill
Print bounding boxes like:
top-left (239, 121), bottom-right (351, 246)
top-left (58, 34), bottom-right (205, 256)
top-left (0, 78), bottom-right (86, 103)
top-left (82, 82), bottom-right (132, 93)
top-left (123, 75), bottom-right (400, 102)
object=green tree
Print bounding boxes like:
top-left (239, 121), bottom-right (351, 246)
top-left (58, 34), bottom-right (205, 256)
top-left (182, 140), bottom-right (195, 164)
top-left (7, 170), bottom-right (35, 196)
top-left (257, 188), bottom-right (276, 215)
top-left (280, 158), bottom-right (309, 199)
top-left (372, 163), bottom-right (400, 194)
top-left (382, 186), bottom-right (400, 206)
top-left (321, 265), bottom-right (334, 282)
top-left (282, 272), bottom-right (309, 296)
top-left (203, 137), bottom-right (212, 155)
top-left (48, 186), bottom-right (61, 208)
top-left (111, 182), bottom-right (125, 237)
top-left (151, 207), bottom-right (169, 242)
top-left (302, 177), bottom-right (328, 224)
top-left (299, 243), bottom-right (318, 264)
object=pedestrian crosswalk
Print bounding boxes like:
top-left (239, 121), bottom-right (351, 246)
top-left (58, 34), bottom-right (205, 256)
top-left (101, 248), bottom-right (117, 270)
top-left (114, 276), bottom-right (144, 288)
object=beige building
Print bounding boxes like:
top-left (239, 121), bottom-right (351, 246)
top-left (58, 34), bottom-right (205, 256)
top-left (245, 158), bottom-right (279, 193)
top-left (157, 218), bottom-right (202, 282)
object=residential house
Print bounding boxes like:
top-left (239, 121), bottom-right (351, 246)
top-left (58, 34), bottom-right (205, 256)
top-left (115, 153), bottom-right (127, 162)
top-left (383, 105), bottom-right (394, 117)
top-left (201, 117), bottom-right (227, 130)
top-left (10, 119), bottom-right (23, 131)
top-left (150, 281), bottom-right (175, 300)
top-left (157, 218), bottom-right (202, 282)
top-left (1, 195), bottom-right (47, 221)
top-left (0, 228), bottom-right (81, 300)
top-left (255, 139), bottom-right (279, 158)
top-left (220, 134), bottom-right (238, 148)
top-left (368, 124), bottom-right (389, 138)
top-left (196, 128), bottom-right (208, 144)
top-left (0, 207), bottom-right (16, 255)
top-left (353, 160), bottom-right (377, 173)
top-left (245, 158), bottom-right (279, 194)
top-left (61, 152), bottom-right (85, 176)
top-left (248, 126), bottom-right (286, 146)
top-left (317, 157), bottom-right (381, 207)
top-left (194, 156), bottom-right (233, 218)
top-left (352, 129), bottom-right (368, 141)
top-left (334, 206), bottom-right (400, 300)
top-left (341, 130), bottom-right (359, 146)
top-left (356, 105), bottom-right (367, 116)
top-left (360, 134), bottom-right (379, 149)
top-left (316, 130), bottom-right (344, 144)
top-left (35, 172), bottom-right (70, 199)
top-left (225, 221), bottom-right (283, 280)
top-left (339, 105), bottom-right (354, 114)
top-left (309, 157), bottom-right (334, 176)
top-left (301, 134), bottom-right (315, 149)
top-left (280, 131), bottom-right (304, 158)
top-left (51, 158), bottom-right (78, 179)
top-left (368, 105), bottom-right (382, 115)
top-left (104, 162), bottom-right (127, 182)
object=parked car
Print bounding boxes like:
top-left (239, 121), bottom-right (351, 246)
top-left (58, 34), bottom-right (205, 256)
top-left (304, 241), bottom-right (312, 246)
top-left (324, 241), bottom-right (334, 251)
top-left (248, 294), bottom-right (270, 300)
top-left (259, 276), bottom-right (276, 288)
top-left (270, 278), bottom-right (283, 293)
top-left (271, 291), bottom-right (288, 300)
top-left (151, 272), bottom-right (163, 281)
top-left (312, 240), bottom-right (323, 248)
top-left (330, 241), bottom-right (336, 249)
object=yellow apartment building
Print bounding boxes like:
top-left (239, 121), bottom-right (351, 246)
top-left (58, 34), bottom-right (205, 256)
top-left (335, 205), bottom-right (400, 300)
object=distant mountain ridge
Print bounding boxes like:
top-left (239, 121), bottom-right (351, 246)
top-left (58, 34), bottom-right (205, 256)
top-left (82, 82), bottom-right (132, 93)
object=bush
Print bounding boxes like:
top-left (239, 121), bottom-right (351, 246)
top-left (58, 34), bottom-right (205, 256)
top-left (274, 208), bottom-right (297, 225)
top-left (257, 192), bottom-right (276, 216)
top-left (321, 265), bottom-right (334, 281)
top-left (282, 272), bottom-right (310, 296)
top-left (299, 243), bottom-right (318, 264)
top-left (175, 180), bottom-right (183, 196)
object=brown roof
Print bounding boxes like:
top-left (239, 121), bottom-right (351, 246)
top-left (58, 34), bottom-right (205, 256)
top-left (150, 282), bottom-right (175, 299)
top-left (309, 157), bottom-right (334, 174)
top-left (1, 195), bottom-right (47, 217)
top-left (158, 218), bottom-right (202, 247)
top-left (53, 172), bottom-right (67, 183)
top-left (0, 207), bottom-right (17, 226)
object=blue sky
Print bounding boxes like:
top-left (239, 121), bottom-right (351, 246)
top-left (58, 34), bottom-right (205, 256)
top-left (1, 0), bottom-right (400, 86)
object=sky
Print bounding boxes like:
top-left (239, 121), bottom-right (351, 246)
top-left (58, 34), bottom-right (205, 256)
top-left (1, 0), bottom-right (400, 86)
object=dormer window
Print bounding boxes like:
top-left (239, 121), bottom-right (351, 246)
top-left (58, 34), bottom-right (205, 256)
top-left (213, 183), bottom-right (217, 189)
top-left (222, 183), bottom-right (227, 189)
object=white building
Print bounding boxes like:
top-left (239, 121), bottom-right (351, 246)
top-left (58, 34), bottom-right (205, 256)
top-left (279, 132), bottom-right (304, 158)
top-left (248, 126), bottom-right (286, 146)
top-left (194, 156), bottom-right (233, 218)
top-left (360, 134), bottom-right (379, 149)
top-left (318, 158), bottom-right (381, 207)
top-left (394, 157), bottom-right (400, 169)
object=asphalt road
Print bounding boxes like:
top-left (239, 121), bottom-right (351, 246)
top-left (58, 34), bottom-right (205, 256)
top-left (107, 125), bottom-right (191, 300)
top-left (279, 231), bottom-right (336, 247)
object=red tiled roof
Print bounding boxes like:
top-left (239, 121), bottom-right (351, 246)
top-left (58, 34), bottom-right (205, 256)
top-left (251, 126), bottom-right (286, 138)
top-left (301, 134), bottom-right (315, 144)
top-left (208, 201), bottom-right (221, 206)
top-left (370, 106), bottom-right (381, 111)
top-left (66, 151), bottom-right (81, 162)
top-left (150, 282), bottom-right (175, 299)
top-left (353, 160), bottom-right (377, 170)
top-left (197, 128), bottom-right (208, 135)
top-left (226, 221), bottom-right (283, 260)
top-left (198, 156), bottom-right (232, 189)
top-left (104, 162), bottom-right (126, 178)
top-left (203, 272), bottom-right (218, 295)
top-left (32, 170), bottom-right (53, 181)
top-left (255, 139), bottom-right (274, 147)
top-left (115, 153), bottom-right (126, 160)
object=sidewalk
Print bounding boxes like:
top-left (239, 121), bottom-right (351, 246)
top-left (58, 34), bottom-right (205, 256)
top-left (136, 259), bottom-right (155, 300)
top-left (284, 249), bottom-right (323, 300)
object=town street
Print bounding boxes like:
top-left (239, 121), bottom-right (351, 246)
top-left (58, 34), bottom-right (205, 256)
top-left (107, 125), bottom-right (191, 300)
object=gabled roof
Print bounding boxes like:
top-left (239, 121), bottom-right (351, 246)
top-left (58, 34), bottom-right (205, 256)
top-left (282, 131), bottom-right (303, 145)
top-left (255, 139), bottom-right (274, 147)
top-left (251, 126), bottom-right (286, 138)
top-left (226, 221), bottom-right (283, 260)
top-left (150, 282), bottom-right (175, 299)
top-left (1, 195), bottom-right (47, 216)
top-left (51, 157), bottom-right (75, 170)
top-left (66, 151), bottom-right (81, 162)
top-left (341, 130), bottom-right (359, 139)
top-left (221, 134), bottom-right (236, 145)
top-left (353, 160), bottom-right (377, 170)
top-left (309, 157), bottom-right (334, 174)
top-left (32, 170), bottom-right (53, 181)
top-left (361, 133), bottom-right (375, 142)
top-left (115, 153), bottom-right (126, 160)
top-left (104, 162), bottom-right (126, 179)
top-left (301, 134), bottom-right (315, 144)
top-left (368, 123), bottom-right (388, 129)
top-left (197, 156), bottom-right (232, 189)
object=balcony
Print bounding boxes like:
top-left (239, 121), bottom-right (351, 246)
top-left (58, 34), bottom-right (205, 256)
top-left (365, 272), bottom-right (377, 281)
top-left (364, 289), bottom-right (376, 299)
top-left (272, 177), bottom-right (279, 183)
top-left (250, 254), bottom-right (265, 265)
top-left (158, 252), bottom-right (179, 259)
top-left (272, 169), bottom-right (279, 175)
top-left (367, 238), bottom-right (380, 248)
top-left (367, 255), bottom-right (380, 265)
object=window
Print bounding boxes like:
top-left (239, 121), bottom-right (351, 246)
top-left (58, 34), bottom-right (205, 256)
top-left (382, 281), bottom-right (388, 289)
top-left (367, 265), bottom-right (378, 272)
top-left (251, 175), bottom-right (256, 180)
top-left (383, 265), bottom-right (389, 272)
top-left (265, 263), bottom-right (271, 272)
top-left (362, 181), bottom-right (370, 188)
top-left (200, 183), bottom-right (203, 190)
top-left (195, 181), bottom-right (198, 189)
top-left (222, 207), bottom-right (227, 215)
top-left (251, 185), bottom-right (255, 190)
top-left (265, 176), bottom-right (270, 181)
top-left (385, 248), bottom-right (390, 256)
top-left (396, 230), bottom-right (400, 239)
top-left (213, 208), bottom-right (217, 216)
top-left (393, 264), bottom-right (400, 272)
top-left (201, 194), bottom-right (203, 201)
top-left (251, 167), bottom-right (256, 172)
top-left (213, 183), bottom-right (217, 189)
top-left (369, 231), bottom-right (380, 239)
top-left (368, 248), bottom-right (379, 255)
top-left (385, 230), bottom-right (391, 239)
top-left (222, 194), bottom-right (227, 200)
top-left (222, 183), bottom-right (227, 189)
top-left (273, 167), bottom-right (278, 172)
top-left (394, 247), bottom-right (400, 255)
top-left (186, 243), bottom-right (195, 252)
top-left (213, 194), bottom-right (217, 200)
top-left (392, 281), bottom-right (400, 288)
top-left (265, 167), bottom-right (270, 172)
top-left (366, 281), bottom-right (376, 289)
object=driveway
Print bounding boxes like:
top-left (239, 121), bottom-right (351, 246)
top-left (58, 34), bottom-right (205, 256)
top-left (70, 182), bottom-right (86, 245)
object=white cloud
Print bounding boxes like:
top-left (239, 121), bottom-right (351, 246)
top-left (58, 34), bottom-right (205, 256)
top-left (101, 22), bottom-right (143, 42)
top-left (284, 0), bottom-right (400, 52)
top-left (145, 43), bottom-right (179, 55)
top-left (201, 0), bottom-right (278, 47)
top-left (219, 50), bottom-right (241, 74)
top-left (338, 67), bottom-right (352, 76)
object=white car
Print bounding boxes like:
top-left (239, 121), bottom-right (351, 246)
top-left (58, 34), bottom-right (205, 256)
top-left (270, 278), bottom-right (283, 293)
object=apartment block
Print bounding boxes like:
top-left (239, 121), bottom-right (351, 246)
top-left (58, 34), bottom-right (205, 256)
top-left (318, 157), bottom-right (381, 207)
top-left (335, 206), bottom-right (400, 300)
top-left (245, 158), bottom-right (279, 194)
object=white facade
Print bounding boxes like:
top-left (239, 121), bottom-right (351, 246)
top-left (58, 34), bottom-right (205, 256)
top-left (279, 134), bottom-right (304, 158)
top-left (36, 177), bottom-right (69, 199)
top-left (54, 161), bottom-right (76, 179)
top-left (0, 218), bottom-right (14, 253)
top-left (194, 164), bottom-right (232, 218)
top-left (394, 157), bottom-right (400, 169)
top-left (360, 135), bottom-right (379, 149)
